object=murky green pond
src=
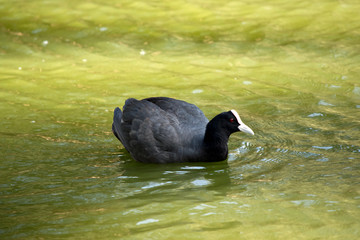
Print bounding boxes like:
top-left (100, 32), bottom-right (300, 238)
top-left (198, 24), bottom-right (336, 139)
top-left (1, 0), bottom-right (359, 239)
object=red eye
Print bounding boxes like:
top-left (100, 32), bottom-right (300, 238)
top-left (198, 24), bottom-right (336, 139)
top-left (229, 118), bottom-right (235, 123)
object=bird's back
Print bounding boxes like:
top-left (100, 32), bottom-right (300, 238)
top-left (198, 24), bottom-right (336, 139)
top-left (112, 97), bottom-right (209, 163)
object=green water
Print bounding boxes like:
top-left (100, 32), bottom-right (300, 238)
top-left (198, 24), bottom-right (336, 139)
top-left (1, 0), bottom-right (359, 239)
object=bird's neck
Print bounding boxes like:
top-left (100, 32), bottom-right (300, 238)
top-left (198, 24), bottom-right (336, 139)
top-left (202, 118), bottom-right (231, 161)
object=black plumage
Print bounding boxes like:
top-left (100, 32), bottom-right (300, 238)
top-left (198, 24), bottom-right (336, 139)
top-left (112, 97), bottom-right (254, 163)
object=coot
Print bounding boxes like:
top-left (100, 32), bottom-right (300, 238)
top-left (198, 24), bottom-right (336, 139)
top-left (112, 97), bottom-right (254, 163)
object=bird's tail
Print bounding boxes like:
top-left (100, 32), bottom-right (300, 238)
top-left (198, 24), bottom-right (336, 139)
top-left (112, 107), bottom-right (123, 141)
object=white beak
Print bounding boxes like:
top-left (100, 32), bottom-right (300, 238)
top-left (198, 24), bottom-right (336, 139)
top-left (238, 123), bottom-right (254, 135)
top-left (230, 110), bottom-right (255, 136)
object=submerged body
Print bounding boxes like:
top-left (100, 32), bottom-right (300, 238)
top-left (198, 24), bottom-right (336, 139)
top-left (112, 97), bottom-right (254, 163)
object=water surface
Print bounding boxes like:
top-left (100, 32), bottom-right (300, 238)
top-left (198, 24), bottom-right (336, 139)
top-left (0, 0), bottom-right (359, 239)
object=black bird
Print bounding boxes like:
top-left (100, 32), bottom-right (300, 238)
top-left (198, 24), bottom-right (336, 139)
top-left (112, 97), bottom-right (254, 163)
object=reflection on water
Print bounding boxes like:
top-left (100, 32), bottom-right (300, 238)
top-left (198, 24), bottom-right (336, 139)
top-left (1, 0), bottom-right (360, 239)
